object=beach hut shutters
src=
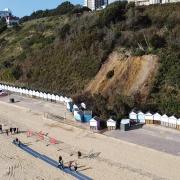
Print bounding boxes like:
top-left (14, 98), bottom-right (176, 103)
top-left (145, 112), bottom-right (153, 124)
top-left (161, 114), bottom-right (169, 126)
top-left (153, 113), bottom-right (161, 125)
top-left (107, 118), bottom-right (116, 130)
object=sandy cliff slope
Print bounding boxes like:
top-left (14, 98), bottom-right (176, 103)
top-left (86, 51), bottom-right (159, 102)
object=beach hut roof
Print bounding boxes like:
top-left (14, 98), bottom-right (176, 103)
top-left (107, 118), bottom-right (115, 122)
top-left (162, 114), bottom-right (168, 118)
top-left (169, 116), bottom-right (177, 120)
top-left (91, 116), bottom-right (102, 122)
top-left (145, 112), bottom-right (152, 116)
top-left (121, 119), bottom-right (130, 124)
top-left (154, 112), bottom-right (161, 116)
top-left (137, 111), bottom-right (144, 115)
top-left (130, 111), bottom-right (137, 115)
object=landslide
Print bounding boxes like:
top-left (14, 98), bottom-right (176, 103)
top-left (86, 52), bottom-right (159, 102)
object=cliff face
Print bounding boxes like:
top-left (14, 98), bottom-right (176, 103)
top-left (86, 52), bottom-right (159, 103)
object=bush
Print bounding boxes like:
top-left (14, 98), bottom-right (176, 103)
top-left (150, 34), bottom-right (166, 49)
top-left (11, 65), bottom-right (23, 80)
top-left (106, 70), bottom-right (114, 79)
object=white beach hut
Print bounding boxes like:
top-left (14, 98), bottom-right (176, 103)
top-left (153, 113), bottom-right (161, 125)
top-left (22, 89), bottom-right (26, 95)
top-left (129, 111), bottom-right (137, 122)
top-left (168, 116), bottom-right (177, 128)
top-left (81, 102), bottom-right (86, 109)
top-left (32, 90), bottom-right (36, 97)
top-left (107, 118), bottom-right (116, 130)
top-left (43, 93), bottom-right (48, 100)
top-left (60, 96), bottom-right (64, 103)
top-left (177, 118), bottom-right (180, 130)
top-left (145, 112), bottom-right (153, 124)
top-left (39, 92), bottom-right (43, 99)
top-left (4, 85), bottom-right (7, 90)
top-left (137, 111), bottom-right (145, 123)
top-left (35, 91), bottom-right (40, 98)
top-left (52, 94), bottom-right (56, 102)
top-left (19, 88), bottom-right (23, 94)
top-left (29, 90), bottom-right (33, 97)
top-left (47, 93), bottom-right (52, 101)
top-left (55, 95), bottom-right (60, 102)
top-left (25, 89), bottom-right (29, 95)
top-left (90, 117), bottom-right (98, 130)
top-left (161, 114), bottom-right (169, 126)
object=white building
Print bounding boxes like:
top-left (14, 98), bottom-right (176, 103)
top-left (84, 0), bottom-right (108, 10)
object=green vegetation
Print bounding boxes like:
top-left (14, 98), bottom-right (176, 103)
top-left (0, 2), bottom-right (179, 119)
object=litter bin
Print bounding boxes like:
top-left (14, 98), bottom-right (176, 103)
top-left (9, 98), bottom-right (15, 103)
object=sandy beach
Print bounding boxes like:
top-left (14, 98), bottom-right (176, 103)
top-left (0, 98), bottom-right (180, 180)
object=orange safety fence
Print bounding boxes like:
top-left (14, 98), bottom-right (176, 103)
top-left (50, 137), bottom-right (58, 144)
top-left (27, 130), bottom-right (33, 137)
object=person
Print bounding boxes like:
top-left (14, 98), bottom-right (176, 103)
top-left (78, 151), bottom-right (81, 159)
top-left (74, 162), bottom-right (78, 172)
top-left (13, 128), bottom-right (16, 134)
top-left (68, 161), bottom-right (73, 171)
top-left (5, 129), bottom-right (9, 136)
top-left (0, 125), bottom-right (2, 133)
top-left (10, 128), bottom-right (12, 134)
top-left (16, 128), bottom-right (19, 134)
top-left (58, 156), bottom-right (64, 169)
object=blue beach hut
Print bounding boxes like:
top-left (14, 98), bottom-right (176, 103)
top-left (83, 111), bottom-right (92, 122)
top-left (74, 110), bottom-right (84, 122)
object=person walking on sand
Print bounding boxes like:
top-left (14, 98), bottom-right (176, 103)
top-left (68, 161), bottom-right (73, 171)
top-left (74, 162), bottom-right (78, 172)
top-left (10, 128), bottom-right (12, 134)
top-left (5, 129), bottom-right (9, 136)
top-left (13, 128), bottom-right (16, 134)
top-left (58, 156), bottom-right (64, 169)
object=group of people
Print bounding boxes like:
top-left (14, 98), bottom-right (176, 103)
top-left (58, 156), bottom-right (78, 172)
top-left (2, 127), bottom-right (19, 136)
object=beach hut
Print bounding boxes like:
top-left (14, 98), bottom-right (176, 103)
top-left (73, 104), bottom-right (79, 112)
top-left (83, 111), bottom-right (92, 123)
top-left (55, 95), bottom-right (60, 102)
top-left (43, 93), bottom-right (48, 100)
top-left (52, 94), bottom-right (56, 102)
top-left (168, 116), bottom-right (177, 128)
top-left (161, 114), bottom-right (169, 126)
top-left (29, 90), bottom-right (33, 97)
top-left (129, 111), bottom-right (137, 122)
top-left (60, 96), bottom-right (64, 103)
top-left (144, 112), bottom-right (153, 124)
top-left (4, 85), bottom-right (7, 90)
top-left (177, 118), bottom-right (180, 130)
top-left (90, 116), bottom-right (106, 130)
top-left (81, 102), bottom-right (86, 110)
top-left (22, 89), bottom-right (26, 94)
top-left (74, 110), bottom-right (84, 122)
top-left (137, 111), bottom-right (145, 123)
top-left (153, 113), bottom-right (161, 125)
top-left (120, 119), bottom-right (130, 131)
top-left (107, 118), bottom-right (116, 130)
top-left (47, 93), bottom-right (52, 101)
top-left (40, 92), bottom-right (44, 99)
top-left (25, 89), bottom-right (29, 95)
top-left (66, 101), bottom-right (73, 112)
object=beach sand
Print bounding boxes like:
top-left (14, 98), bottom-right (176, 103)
top-left (0, 101), bottom-right (180, 180)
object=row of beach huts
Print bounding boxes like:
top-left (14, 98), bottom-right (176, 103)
top-left (0, 84), bottom-right (179, 131)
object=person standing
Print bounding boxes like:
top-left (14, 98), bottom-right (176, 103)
top-left (58, 156), bottom-right (64, 169)
top-left (5, 129), bottom-right (9, 136)
top-left (74, 162), bottom-right (78, 172)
